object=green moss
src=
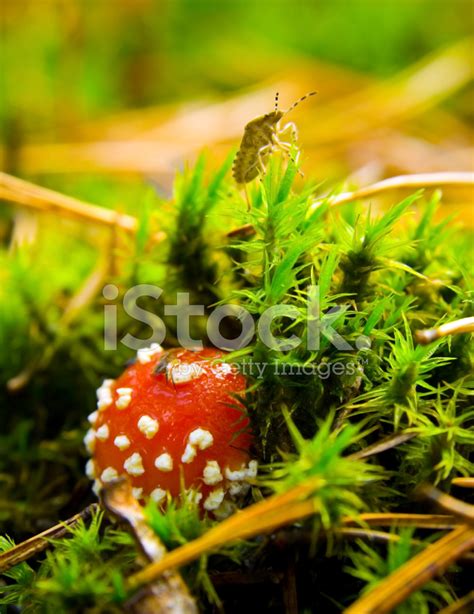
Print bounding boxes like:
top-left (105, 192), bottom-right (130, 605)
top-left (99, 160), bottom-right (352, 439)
top-left (0, 154), bottom-right (472, 612)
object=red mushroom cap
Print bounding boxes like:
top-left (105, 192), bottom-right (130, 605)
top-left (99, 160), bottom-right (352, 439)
top-left (84, 346), bottom-right (255, 516)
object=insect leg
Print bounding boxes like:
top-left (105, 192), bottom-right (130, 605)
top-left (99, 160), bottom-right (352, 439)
top-left (278, 121), bottom-right (298, 142)
top-left (272, 136), bottom-right (303, 176)
top-left (256, 143), bottom-right (274, 174)
top-left (243, 182), bottom-right (251, 211)
top-left (273, 138), bottom-right (296, 154)
top-left (244, 142), bottom-right (275, 180)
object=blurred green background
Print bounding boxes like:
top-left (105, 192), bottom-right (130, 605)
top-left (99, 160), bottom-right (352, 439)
top-left (1, 0), bottom-right (472, 118)
top-left (1, 0), bottom-right (473, 198)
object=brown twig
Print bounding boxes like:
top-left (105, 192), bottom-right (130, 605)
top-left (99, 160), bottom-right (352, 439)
top-left (0, 504), bottom-right (99, 573)
top-left (282, 554), bottom-right (299, 614)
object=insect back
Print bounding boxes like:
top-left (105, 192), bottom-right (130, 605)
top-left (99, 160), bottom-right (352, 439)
top-left (232, 109), bottom-right (283, 184)
top-left (232, 91), bottom-right (317, 186)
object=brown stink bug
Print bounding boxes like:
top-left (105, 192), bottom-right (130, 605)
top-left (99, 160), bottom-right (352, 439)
top-left (232, 91), bottom-right (317, 186)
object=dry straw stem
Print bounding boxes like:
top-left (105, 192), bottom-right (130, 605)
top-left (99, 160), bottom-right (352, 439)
top-left (342, 513), bottom-right (460, 530)
top-left (310, 172), bottom-right (474, 210)
top-left (452, 477), bottom-right (474, 489)
top-left (336, 530), bottom-right (468, 564)
top-left (437, 590), bottom-right (474, 614)
top-left (335, 530), bottom-right (473, 564)
top-left (228, 172), bottom-right (474, 240)
top-left (345, 490), bottom-right (474, 613)
top-left (0, 504), bottom-right (99, 573)
top-left (415, 316), bottom-right (474, 345)
top-left (0, 172), bottom-right (165, 242)
top-left (343, 524), bottom-right (474, 614)
top-left (417, 484), bottom-right (474, 525)
top-left (126, 479), bottom-right (321, 592)
top-left (339, 528), bottom-right (414, 545)
top-left (348, 432), bottom-right (416, 460)
top-left (126, 480), bottom-right (462, 593)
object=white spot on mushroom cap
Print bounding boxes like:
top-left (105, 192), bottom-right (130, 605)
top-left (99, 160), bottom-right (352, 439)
top-left (114, 435), bottom-right (131, 451)
top-left (169, 361), bottom-right (205, 384)
top-left (132, 487), bottom-right (143, 500)
top-left (124, 452), bottom-right (145, 476)
top-left (203, 488), bottom-right (225, 511)
top-left (83, 429), bottom-right (96, 453)
top-left (116, 394), bottom-right (131, 410)
top-left (203, 460), bottom-right (223, 485)
top-left (101, 466), bottom-right (118, 483)
top-left (88, 411), bottom-right (98, 425)
top-left (85, 459), bottom-right (96, 479)
top-left (97, 379), bottom-right (114, 398)
top-left (96, 424), bottom-right (110, 441)
top-left (180, 428), bottom-right (214, 464)
top-left (97, 396), bottom-right (113, 411)
top-left (247, 460), bottom-right (258, 478)
top-left (150, 487), bottom-right (167, 503)
top-left (96, 379), bottom-right (114, 411)
top-left (154, 453), bottom-right (173, 472)
top-left (225, 460), bottom-right (258, 481)
top-left (181, 443), bottom-right (197, 464)
top-left (188, 428), bottom-right (213, 450)
top-left (137, 415), bottom-right (159, 439)
top-left (137, 343), bottom-right (163, 364)
top-left (224, 465), bottom-right (246, 481)
top-left (116, 387), bottom-right (133, 395)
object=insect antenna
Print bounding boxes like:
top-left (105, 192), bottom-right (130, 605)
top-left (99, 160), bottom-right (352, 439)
top-left (274, 91), bottom-right (279, 112)
top-left (284, 91), bottom-right (318, 115)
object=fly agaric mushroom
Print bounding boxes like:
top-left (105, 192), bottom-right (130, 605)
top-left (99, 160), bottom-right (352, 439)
top-left (84, 345), bottom-right (256, 517)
